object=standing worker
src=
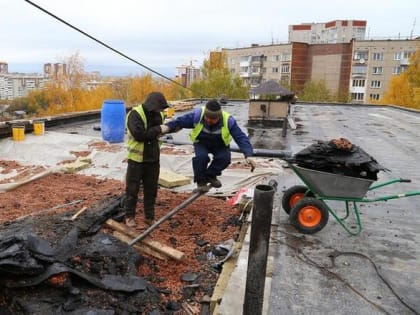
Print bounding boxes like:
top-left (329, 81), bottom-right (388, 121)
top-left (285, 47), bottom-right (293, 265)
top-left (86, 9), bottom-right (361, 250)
top-left (124, 92), bottom-right (170, 227)
top-left (165, 99), bottom-right (256, 192)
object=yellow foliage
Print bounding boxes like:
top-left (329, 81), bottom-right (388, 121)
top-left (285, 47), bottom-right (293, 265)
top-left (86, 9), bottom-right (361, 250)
top-left (381, 49), bottom-right (420, 109)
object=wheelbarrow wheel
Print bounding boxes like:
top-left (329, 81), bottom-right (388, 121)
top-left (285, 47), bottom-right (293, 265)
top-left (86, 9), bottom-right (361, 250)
top-left (282, 185), bottom-right (314, 214)
top-left (290, 197), bottom-right (329, 234)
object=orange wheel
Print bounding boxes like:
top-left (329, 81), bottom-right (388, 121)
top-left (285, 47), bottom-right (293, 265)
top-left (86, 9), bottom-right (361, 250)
top-left (290, 197), bottom-right (329, 234)
top-left (281, 185), bottom-right (314, 215)
top-left (297, 205), bottom-right (322, 227)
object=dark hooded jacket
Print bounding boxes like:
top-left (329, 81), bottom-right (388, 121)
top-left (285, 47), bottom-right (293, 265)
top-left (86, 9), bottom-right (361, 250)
top-left (126, 92), bottom-right (168, 162)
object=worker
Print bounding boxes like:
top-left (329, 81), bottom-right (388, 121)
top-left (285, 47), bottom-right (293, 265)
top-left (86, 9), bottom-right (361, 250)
top-left (124, 92), bottom-right (170, 227)
top-left (163, 99), bottom-right (256, 192)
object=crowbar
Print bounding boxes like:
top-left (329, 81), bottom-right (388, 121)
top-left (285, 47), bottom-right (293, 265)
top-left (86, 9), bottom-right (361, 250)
top-left (129, 188), bottom-right (207, 246)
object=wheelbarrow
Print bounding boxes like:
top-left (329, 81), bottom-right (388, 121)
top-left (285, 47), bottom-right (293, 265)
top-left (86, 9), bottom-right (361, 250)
top-left (282, 163), bottom-right (420, 235)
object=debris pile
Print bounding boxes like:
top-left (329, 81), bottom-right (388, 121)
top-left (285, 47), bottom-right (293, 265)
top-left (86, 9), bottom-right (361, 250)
top-left (286, 138), bottom-right (389, 180)
top-left (0, 166), bottom-right (244, 313)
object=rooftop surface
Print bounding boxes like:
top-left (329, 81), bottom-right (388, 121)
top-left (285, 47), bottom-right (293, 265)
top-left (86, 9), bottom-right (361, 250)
top-left (2, 102), bottom-right (420, 314)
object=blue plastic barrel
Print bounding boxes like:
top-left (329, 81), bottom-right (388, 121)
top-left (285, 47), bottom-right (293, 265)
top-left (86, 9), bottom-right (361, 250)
top-left (101, 99), bottom-right (126, 143)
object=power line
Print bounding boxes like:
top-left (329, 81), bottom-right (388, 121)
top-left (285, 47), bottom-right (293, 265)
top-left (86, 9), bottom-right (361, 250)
top-left (24, 0), bottom-right (193, 92)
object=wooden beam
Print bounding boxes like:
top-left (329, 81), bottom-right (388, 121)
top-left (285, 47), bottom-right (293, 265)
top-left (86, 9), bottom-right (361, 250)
top-left (105, 219), bottom-right (184, 261)
top-left (113, 231), bottom-right (167, 261)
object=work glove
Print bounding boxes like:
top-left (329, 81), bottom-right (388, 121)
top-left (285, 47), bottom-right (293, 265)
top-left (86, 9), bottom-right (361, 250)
top-left (245, 157), bottom-right (256, 172)
top-left (159, 125), bottom-right (171, 134)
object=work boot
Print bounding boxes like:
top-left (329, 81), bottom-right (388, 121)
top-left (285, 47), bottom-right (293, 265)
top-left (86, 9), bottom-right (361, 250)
top-left (196, 182), bottom-right (210, 193)
top-left (208, 177), bottom-right (222, 188)
top-left (144, 218), bottom-right (156, 226)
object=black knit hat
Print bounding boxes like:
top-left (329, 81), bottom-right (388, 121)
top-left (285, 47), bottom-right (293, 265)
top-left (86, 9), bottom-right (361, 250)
top-left (205, 99), bottom-right (222, 118)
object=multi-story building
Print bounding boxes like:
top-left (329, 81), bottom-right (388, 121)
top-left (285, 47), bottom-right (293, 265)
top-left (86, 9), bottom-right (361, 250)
top-left (0, 70), bottom-right (46, 100)
top-left (0, 62), bottom-right (67, 100)
top-left (351, 39), bottom-right (419, 103)
top-left (225, 44), bottom-right (292, 87)
top-left (222, 19), bottom-right (420, 103)
top-left (289, 20), bottom-right (367, 44)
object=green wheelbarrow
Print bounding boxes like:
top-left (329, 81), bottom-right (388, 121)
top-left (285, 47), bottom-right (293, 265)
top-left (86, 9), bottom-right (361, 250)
top-left (282, 163), bottom-right (420, 235)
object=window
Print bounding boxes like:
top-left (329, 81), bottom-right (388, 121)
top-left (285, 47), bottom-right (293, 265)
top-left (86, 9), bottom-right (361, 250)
top-left (372, 52), bottom-right (384, 61)
top-left (272, 55), bottom-right (280, 62)
top-left (240, 56), bottom-right (250, 62)
top-left (272, 67), bottom-right (279, 73)
top-left (369, 94), bottom-right (380, 101)
top-left (403, 51), bottom-right (413, 59)
top-left (281, 53), bottom-right (291, 61)
top-left (394, 52), bottom-right (402, 60)
top-left (351, 93), bottom-right (364, 101)
top-left (240, 66), bottom-right (249, 73)
top-left (371, 80), bottom-right (381, 88)
top-left (352, 79), bottom-right (365, 87)
top-left (354, 51), bottom-right (368, 60)
top-left (352, 65), bottom-right (367, 74)
top-left (230, 68), bottom-right (235, 74)
top-left (393, 66), bottom-right (401, 74)
top-left (373, 67), bottom-right (383, 74)
top-left (281, 64), bottom-right (290, 73)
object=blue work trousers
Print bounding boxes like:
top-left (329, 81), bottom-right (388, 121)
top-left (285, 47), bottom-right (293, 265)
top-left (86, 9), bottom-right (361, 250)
top-left (192, 143), bottom-right (231, 183)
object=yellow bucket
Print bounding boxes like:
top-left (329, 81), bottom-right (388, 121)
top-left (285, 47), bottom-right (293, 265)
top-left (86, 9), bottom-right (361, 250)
top-left (165, 107), bottom-right (175, 118)
top-left (12, 126), bottom-right (25, 141)
top-left (33, 121), bottom-right (45, 135)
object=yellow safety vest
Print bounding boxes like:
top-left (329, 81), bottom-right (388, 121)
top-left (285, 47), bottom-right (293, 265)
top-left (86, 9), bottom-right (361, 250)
top-left (190, 107), bottom-right (232, 146)
top-left (126, 105), bottom-right (164, 162)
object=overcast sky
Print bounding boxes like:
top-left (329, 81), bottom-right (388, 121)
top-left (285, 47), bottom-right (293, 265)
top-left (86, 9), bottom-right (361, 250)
top-left (2, 0), bottom-right (418, 77)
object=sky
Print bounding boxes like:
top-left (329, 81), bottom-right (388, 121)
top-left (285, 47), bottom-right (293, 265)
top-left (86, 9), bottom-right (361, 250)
top-left (2, 0), bottom-right (419, 77)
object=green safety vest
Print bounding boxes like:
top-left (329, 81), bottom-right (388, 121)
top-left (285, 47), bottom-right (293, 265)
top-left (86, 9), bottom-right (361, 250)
top-left (190, 107), bottom-right (232, 146)
top-left (126, 105), bottom-right (164, 162)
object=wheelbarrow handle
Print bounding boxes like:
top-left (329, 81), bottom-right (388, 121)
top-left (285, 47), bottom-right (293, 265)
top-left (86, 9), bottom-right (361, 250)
top-left (400, 178), bottom-right (412, 183)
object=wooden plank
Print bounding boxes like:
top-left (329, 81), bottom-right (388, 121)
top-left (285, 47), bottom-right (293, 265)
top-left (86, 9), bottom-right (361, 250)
top-left (113, 231), bottom-right (167, 261)
top-left (105, 219), bottom-right (185, 261)
top-left (159, 168), bottom-right (191, 188)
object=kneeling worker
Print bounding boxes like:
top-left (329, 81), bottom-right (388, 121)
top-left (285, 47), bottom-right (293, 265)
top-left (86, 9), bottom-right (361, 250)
top-left (164, 99), bottom-right (255, 192)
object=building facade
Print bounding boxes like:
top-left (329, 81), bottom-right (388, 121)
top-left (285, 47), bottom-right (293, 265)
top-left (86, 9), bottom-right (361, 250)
top-left (223, 34), bottom-right (420, 103)
top-left (351, 39), bottom-right (419, 103)
top-left (288, 20), bottom-right (367, 44)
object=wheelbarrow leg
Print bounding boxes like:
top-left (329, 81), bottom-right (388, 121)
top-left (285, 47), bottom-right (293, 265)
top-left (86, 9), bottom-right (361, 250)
top-left (129, 189), bottom-right (206, 246)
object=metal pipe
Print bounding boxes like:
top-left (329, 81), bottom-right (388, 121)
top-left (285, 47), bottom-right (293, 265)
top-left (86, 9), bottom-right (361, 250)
top-left (243, 184), bottom-right (275, 315)
top-left (129, 190), bottom-right (204, 246)
top-left (162, 137), bottom-right (292, 158)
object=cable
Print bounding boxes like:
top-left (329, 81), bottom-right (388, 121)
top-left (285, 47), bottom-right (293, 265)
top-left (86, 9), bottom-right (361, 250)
top-left (24, 0), bottom-right (193, 92)
top-left (270, 229), bottom-right (419, 315)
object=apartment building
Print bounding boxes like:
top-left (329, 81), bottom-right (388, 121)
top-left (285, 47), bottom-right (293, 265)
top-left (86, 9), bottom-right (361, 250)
top-left (351, 39), bottom-right (420, 103)
top-left (0, 72), bottom-right (46, 100)
top-left (0, 62), bottom-right (67, 100)
top-left (224, 44), bottom-right (293, 87)
top-left (222, 19), bottom-right (420, 103)
top-left (289, 20), bottom-right (367, 44)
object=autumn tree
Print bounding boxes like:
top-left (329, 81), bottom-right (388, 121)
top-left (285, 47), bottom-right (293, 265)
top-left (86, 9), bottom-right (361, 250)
top-left (298, 79), bottom-right (331, 102)
top-left (382, 50), bottom-right (420, 109)
top-left (190, 51), bottom-right (248, 99)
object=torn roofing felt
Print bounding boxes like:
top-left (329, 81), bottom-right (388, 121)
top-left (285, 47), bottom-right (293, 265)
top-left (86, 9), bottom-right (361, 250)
top-left (0, 194), bottom-right (162, 314)
top-left (285, 139), bottom-right (390, 180)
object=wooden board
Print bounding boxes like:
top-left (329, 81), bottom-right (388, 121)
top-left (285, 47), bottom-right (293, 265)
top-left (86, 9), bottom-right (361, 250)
top-left (113, 231), bottom-right (167, 261)
top-left (105, 219), bottom-right (185, 261)
top-left (158, 168), bottom-right (191, 188)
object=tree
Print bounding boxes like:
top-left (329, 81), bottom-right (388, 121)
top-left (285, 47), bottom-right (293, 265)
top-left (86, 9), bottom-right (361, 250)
top-left (382, 50), bottom-right (420, 109)
top-left (298, 80), bottom-right (331, 102)
top-left (190, 51), bottom-right (248, 99)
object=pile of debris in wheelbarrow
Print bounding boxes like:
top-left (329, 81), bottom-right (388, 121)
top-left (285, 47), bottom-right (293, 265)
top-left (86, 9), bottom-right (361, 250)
top-left (0, 166), bottom-right (244, 314)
